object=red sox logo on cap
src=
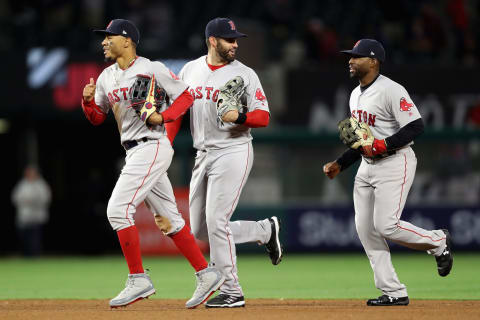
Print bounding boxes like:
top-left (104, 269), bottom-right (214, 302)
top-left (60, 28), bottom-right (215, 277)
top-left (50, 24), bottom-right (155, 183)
top-left (228, 20), bottom-right (236, 30)
top-left (107, 20), bottom-right (113, 28)
top-left (399, 97), bottom-right (414, 112)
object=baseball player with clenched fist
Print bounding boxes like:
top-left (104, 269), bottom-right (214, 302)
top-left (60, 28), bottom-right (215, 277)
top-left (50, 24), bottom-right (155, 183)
top-left (148, 18), bottom-right (284, 308)
top-left (323, 39), bottom-right (453, 306)
top-left (81, 19), bottom-right (224, 309)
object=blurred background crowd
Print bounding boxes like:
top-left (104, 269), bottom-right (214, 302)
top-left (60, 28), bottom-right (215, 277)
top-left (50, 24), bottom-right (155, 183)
top-left (4, 0), bottom-right (480, 66)
top-left (1, 0), bottom-right (479, 256)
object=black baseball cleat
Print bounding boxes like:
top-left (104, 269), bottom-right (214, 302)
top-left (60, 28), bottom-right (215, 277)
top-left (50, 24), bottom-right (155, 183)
top-left (366, 295), bottom-right (409, 306)
top-left (265, 216), bottom-right (283, 265)
top-left (436, 229), bottom-right (453, 277)
top-left (205, 294), bottom-right (245, 308)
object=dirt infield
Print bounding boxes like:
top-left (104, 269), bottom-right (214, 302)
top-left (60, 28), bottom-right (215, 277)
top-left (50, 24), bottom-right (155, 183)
top-left (1, 299), bottom-right (479, 320)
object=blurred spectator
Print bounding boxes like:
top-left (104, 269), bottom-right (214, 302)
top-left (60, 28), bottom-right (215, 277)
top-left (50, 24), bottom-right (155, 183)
top-left (467, 101), bottom-right (480, 128)
top-left (303, 18), bottom-right (339, 62)
top-left (4, 0), bottom-right (480, 65)
top-left (408, 2), bottom-right (448, 62)
top-left (447, 0), bottom-right (469, 59)
top-left (11, 165), bottom-right (51, 257)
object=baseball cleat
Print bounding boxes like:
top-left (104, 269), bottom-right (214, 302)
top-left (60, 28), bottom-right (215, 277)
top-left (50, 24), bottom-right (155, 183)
top-left (205, 294), bottom-right (245, 308)
top-left (109, 273), bottom-right (156, 308)
top-left (366, 295), bottom-right (409, 306)
top-left (265, 216), bottom-right (283, 265)
top-left (185, 266), bottom-right (225, 309)
top-left (436, 229), bottom-right (453, 277)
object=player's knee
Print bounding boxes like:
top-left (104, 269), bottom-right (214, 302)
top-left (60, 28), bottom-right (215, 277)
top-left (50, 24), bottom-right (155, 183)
top-left (375, 222), bottom-right (397, 238)
top-left (107, 203), bottom-right (134, 231)
top-left (154, 215), bottom-right (185, 236)
top-left (355, 223), bottom-right (369, 239)
top-left (154, 215), bottom-right (173, 234)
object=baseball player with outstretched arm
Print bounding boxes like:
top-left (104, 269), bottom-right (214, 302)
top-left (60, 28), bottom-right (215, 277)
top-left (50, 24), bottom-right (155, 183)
top-left (147, 17), bottom-right (283, 308)
top-left (323, 39), bottom-right (453, 306)
top-left (81, 19), bottom-right (224, 309)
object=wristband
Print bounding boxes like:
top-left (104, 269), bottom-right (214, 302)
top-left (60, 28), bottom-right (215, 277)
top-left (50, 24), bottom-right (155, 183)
top-left (234, 112), bottom-right (247, 124)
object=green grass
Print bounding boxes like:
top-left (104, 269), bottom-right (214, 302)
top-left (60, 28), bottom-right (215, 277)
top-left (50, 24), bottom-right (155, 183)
top-left (0, 253), bottom-right (478, 300)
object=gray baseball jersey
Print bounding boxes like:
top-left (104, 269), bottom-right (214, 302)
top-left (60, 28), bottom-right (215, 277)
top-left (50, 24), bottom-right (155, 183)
top-left (350, 74), bottom-right (447, 298)
top-left (95, 56), bottom-right (187, 143)
top-left (349, 75), bottom-right (421, 142)
top-left (95, 56), bottom-right (188, 233)
top-left (179, 56), bottom-right (269, 150)
top-left (178, 56), bottom-right (272, 297)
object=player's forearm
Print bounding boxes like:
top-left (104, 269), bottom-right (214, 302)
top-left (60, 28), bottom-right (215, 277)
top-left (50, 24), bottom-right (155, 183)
top-left (336, 148), bottom-right (362, 171)
top-left (385, 118), bottom-right (424, 150)
top-left (161, 90), bottom-right (194, 123)
top-left (165, 115), bottom-right (184, 145)
top-left (81, 98), bottom-right (106, 125)
top-left (235, 109), bottom-right (269, 128)
top-left (146, 90), bottom-right (193, 126)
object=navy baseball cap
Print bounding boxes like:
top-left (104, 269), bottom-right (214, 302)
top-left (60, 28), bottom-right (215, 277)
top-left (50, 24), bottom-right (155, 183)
top-left (94, 19), bottom-right (140, 45)
top-left (205, 18), bottom-right (247, 39)
top-left (340, 39), bottom-right (385, 62)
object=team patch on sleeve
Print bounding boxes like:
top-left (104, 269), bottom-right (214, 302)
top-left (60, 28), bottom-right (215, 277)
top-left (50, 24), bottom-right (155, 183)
top-left (399, 97), bottom-right (414, 112)
top-left (255, 88), bottom-right (266, 102)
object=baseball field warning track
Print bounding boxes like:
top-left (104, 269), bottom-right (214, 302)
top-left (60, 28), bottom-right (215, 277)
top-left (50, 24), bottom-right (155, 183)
top-left (1, 299), bottom-right (479, 320)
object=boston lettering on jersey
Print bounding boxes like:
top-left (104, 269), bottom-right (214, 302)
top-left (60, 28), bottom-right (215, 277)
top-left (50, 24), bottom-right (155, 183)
top-left (351, 109), bottom-right (376, 127)
top-left (189, 86), bottom-right (267, 105)
top-left (190, 86), bottom-right (220, 102)
top-left (107, 87), bottom-right (130, 105)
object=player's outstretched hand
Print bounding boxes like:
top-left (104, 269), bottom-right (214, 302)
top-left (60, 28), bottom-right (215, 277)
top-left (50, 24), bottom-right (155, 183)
top-left (323, 161), bottom-right (341, 179)
top-left (83, 78), bottom-right (96, 102)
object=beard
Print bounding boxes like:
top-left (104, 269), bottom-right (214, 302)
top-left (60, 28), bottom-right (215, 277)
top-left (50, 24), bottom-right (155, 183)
top-left (216, 42), bottom-right (235, 63)
top-left (350, 67), bottom-right (367, 79)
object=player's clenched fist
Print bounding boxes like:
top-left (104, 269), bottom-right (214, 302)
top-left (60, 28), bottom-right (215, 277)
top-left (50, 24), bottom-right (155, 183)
top-left (83, 78), bottom-right (96, 102)
top-left (323, 161), bottom-right (341, 179)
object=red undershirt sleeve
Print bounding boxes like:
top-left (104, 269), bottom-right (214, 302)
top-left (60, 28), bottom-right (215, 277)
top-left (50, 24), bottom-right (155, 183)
top-left (164, 115), bottom-right (184, 145)
top-left (81, 98), bottom-right (107, 126)
top-left (160, 90), bottom-right (194, 123)
top-left (243, 109), bottom-right (269, 128)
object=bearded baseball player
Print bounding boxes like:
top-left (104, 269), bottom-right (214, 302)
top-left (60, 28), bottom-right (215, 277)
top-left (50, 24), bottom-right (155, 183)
top-left (147, 17), bottom-right (283, 308)
top-left (323, 39), bottom-right (453, 306)
top-left (81, 19), bottom-right (225, 309)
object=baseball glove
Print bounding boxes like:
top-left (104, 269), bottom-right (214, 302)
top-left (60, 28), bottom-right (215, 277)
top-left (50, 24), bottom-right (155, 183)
top-left (129, 74), bottom-right (168, 124)
top-left (338, 117), bottom-right (374, 150)
top-left (216, 76), bottom-right (246, 126)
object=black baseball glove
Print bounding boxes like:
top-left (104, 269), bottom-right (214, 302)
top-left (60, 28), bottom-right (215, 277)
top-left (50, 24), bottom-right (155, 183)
top-left (129, 74), bottom-right (168, 124)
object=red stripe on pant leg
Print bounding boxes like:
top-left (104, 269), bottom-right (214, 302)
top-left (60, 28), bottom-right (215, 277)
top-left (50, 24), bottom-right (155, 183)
top-left (395, 154), bottom-right (407, 221)
top-left (125, 141), bottom-right (160, 225)
top-left (224, 143), bottom-right (250, 294)
top-left (395, 154), bottom-right (445, 242)
top-left (397, 224), bottom-right (446, 242)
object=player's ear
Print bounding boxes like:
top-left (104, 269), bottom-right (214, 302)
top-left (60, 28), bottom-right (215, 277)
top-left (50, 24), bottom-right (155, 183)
top-left (209, 36), bottom-right (217, 48)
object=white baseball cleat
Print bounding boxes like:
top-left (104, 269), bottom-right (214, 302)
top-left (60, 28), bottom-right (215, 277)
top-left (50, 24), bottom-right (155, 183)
top-left (185, 266), bottom-right (225, 309)
top-left (109, 273), bottom-right (156, 308)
